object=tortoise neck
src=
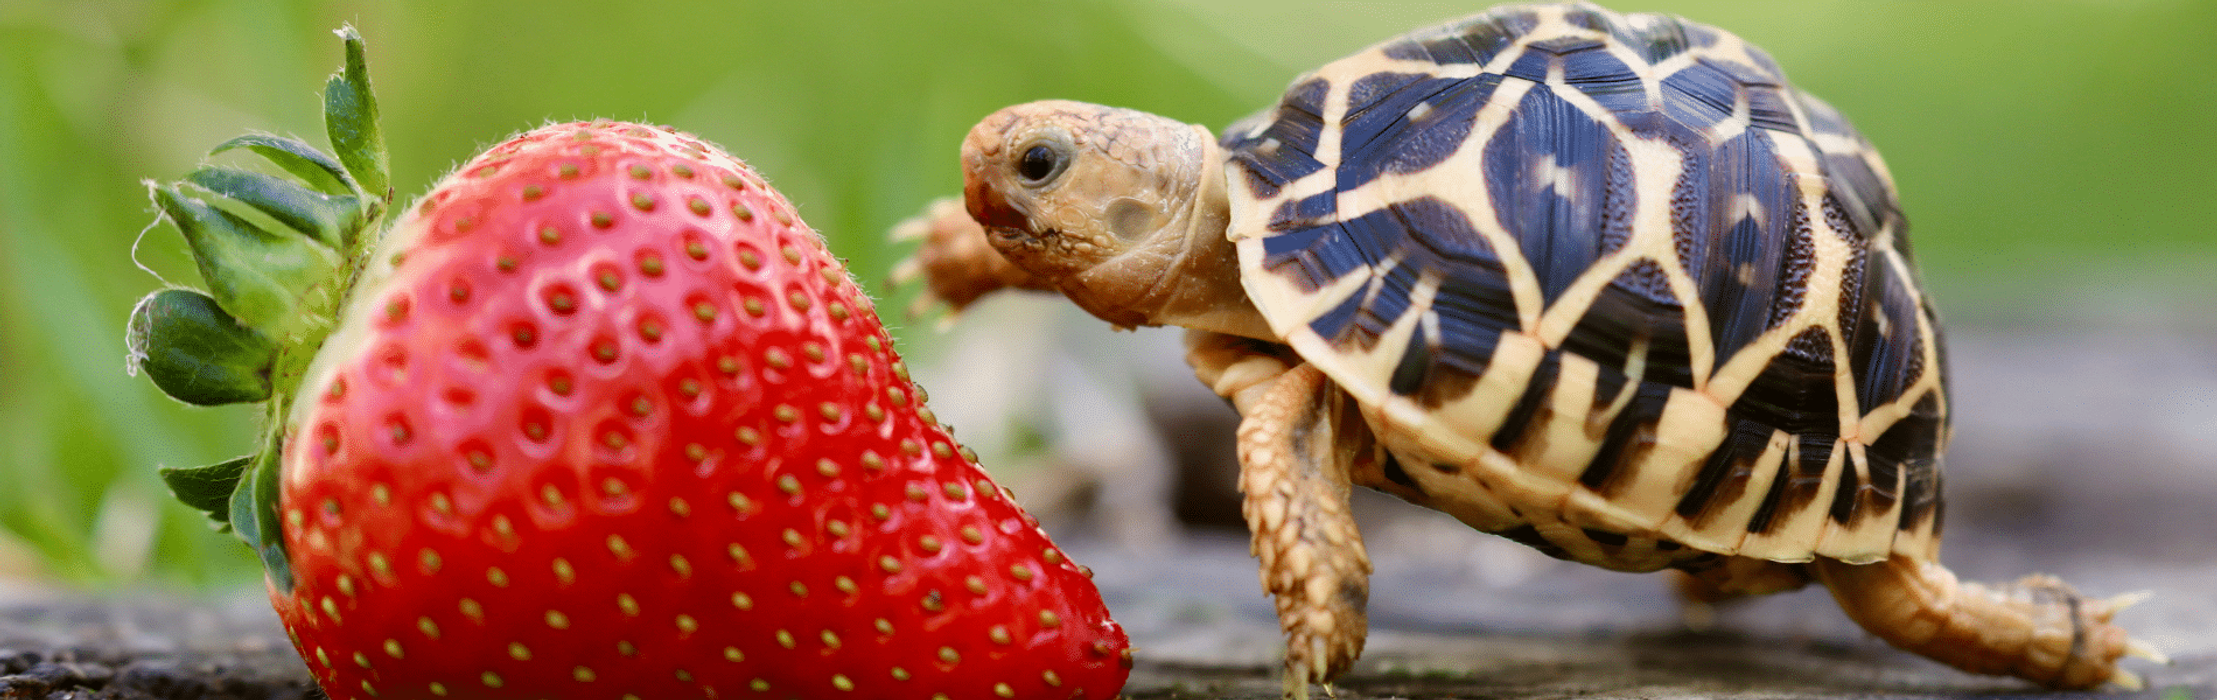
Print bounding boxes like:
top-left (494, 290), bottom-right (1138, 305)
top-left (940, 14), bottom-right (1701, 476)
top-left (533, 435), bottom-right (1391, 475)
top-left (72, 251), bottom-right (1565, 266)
top-left (1089, 129), bottom-right (1272, 340)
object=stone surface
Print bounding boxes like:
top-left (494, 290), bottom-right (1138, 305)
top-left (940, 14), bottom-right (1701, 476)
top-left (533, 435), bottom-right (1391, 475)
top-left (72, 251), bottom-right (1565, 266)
top-left (0, 592), bottom-right (313, 699)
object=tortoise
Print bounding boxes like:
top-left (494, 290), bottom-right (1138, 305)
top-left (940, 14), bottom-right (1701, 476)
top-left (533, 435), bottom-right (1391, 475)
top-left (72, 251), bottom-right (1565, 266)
top-left (891, 1), bottom-right (2159, 695)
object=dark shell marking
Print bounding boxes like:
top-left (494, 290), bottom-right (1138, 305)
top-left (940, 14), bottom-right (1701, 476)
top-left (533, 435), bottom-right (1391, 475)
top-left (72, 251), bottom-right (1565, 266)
top-left (1228, 2), bottom-right (1945, 570)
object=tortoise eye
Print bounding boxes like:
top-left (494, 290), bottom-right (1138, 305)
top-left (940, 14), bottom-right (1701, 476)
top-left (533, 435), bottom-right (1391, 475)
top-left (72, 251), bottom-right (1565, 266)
top-left (1016, 143), bottom-right (1065, 185)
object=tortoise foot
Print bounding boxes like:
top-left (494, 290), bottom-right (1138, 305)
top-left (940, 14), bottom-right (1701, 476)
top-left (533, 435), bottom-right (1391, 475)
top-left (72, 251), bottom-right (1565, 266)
top-left (887, 196), bottom-right (1053, 320)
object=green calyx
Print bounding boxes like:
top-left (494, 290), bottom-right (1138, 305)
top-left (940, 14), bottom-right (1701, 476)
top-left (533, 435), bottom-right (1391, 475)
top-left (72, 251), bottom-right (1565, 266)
top-left (127, 25), bottom-right (392, 590)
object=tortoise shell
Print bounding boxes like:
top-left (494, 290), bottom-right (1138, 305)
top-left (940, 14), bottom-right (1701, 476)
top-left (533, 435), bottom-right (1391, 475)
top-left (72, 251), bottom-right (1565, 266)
top-left (1220, 1), bottom-right (1948, 569)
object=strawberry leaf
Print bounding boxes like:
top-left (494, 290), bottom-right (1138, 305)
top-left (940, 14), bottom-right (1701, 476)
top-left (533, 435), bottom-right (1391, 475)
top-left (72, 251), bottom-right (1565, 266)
top-left (184, 166), bottom-right (367, 251)
top-left (230, 442), bottom-right (294, 592)
top-left (158, 455), bottom-right (251, 529)
top-left (152, 183), bottom-right (345, 333)
top-left (209, 134), bottom-right (357, 197)
top-left (125, 288), bottom-right (279, 405)
top-left (324, 25), bottom-right (389, 200)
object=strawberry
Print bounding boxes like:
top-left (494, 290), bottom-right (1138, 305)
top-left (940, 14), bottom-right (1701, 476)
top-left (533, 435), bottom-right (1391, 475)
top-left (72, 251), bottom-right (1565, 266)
top-left (127, 27), bottom-right (1130, 700)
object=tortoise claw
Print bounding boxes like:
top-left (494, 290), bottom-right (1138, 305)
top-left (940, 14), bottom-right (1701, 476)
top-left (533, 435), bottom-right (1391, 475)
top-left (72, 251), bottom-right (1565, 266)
top-left (2125, 638), bottom-right (2171, 665)
top-left (1281, 660), bottom-right (1310, 700)
top-left (2102, 591), bottom-right (2169, 669)
top-left (2108, 668), bottom-right (2145, 691)
top-left (888, 257), bottom-right (946, 318)
top-left (886, 206), bottom-right (940, 242)
top-left (1279, 659), bottom-right (1338, 700)
top-left (886, 254), bottom-right (925, 288)
top-left (2103, 590), bottom-right (2154, 613)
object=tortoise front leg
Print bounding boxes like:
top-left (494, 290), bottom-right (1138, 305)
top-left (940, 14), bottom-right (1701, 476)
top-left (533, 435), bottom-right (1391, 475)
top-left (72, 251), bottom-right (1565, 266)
top-left (1812, 556), bottom-right (2159, 689)
top-left (888, 197), bottom-right (1058, 317)
top-left (1189, 331), bottom-right (1372, 699)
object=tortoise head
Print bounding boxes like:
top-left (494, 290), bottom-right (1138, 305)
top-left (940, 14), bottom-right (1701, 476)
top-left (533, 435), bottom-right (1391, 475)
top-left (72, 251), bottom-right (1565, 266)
top-left (960, 100), bottom-right (1268, 337)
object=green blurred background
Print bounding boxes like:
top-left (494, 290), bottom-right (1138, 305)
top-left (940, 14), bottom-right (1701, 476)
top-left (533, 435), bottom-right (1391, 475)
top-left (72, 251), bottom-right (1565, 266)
top-left (1, 0), bottom-right (2210, 588)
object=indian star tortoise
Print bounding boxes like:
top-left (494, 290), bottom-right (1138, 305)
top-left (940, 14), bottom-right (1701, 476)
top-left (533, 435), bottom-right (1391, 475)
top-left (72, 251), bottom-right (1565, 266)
top-left (891, 2), bottom-right (2162, 696)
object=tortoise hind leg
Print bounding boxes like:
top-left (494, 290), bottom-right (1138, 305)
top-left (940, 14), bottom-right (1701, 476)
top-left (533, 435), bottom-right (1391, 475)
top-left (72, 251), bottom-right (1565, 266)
top-left (1189, 331), bottom-right (1373, 700)
top-left (1811, 556), bottom-right (2156, 689)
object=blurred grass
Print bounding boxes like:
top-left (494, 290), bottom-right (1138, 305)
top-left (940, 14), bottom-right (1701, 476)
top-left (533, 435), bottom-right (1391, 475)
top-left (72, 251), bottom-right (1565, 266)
top-left (0, 0), bottom-right (2209, 587)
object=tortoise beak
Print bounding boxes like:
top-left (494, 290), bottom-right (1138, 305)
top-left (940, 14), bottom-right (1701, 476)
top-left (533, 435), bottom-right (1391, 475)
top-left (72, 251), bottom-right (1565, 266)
top-left (961, 106), bottom-right (1049, 239)
top-left (960, 118), bottom-right (1034, 235)
top-left (963, 175), bottom-right (1030, 234)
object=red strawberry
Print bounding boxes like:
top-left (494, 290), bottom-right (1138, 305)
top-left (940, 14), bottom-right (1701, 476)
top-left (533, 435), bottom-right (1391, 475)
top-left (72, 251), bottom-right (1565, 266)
top-left (128, 27), bottom-right (1129, 700)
